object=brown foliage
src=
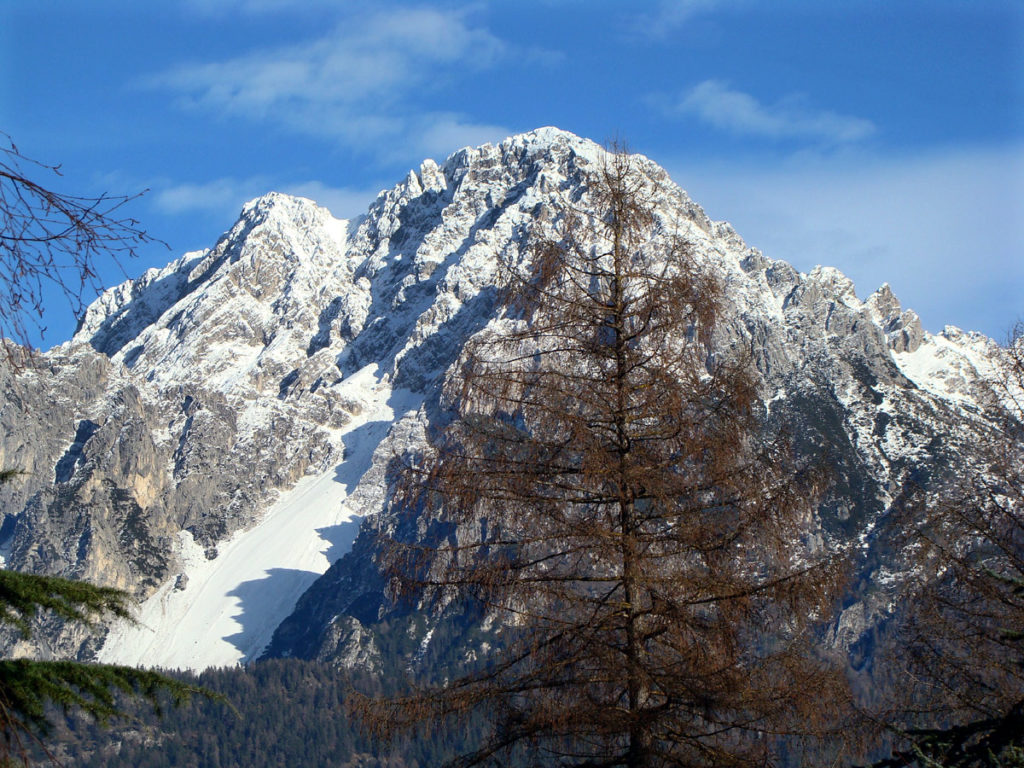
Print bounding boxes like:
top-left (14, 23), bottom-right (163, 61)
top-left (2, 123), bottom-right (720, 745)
top-left (873, 326), bottom-right (1024, 766)
top-left (361, 148), bottom-right (851, 767)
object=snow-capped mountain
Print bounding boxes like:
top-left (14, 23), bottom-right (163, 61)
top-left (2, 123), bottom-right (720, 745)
top-left (0, 128), bottom-right (1002, 669)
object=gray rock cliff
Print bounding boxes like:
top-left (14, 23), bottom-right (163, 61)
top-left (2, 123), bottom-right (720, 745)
top-left (0, 128), bottom-right (1005, 669)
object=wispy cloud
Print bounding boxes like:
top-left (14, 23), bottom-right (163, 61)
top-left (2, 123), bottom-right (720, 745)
top-left (628, 0), bottom-right (737, 38)
top-left (279, 180), bottom-right (381, 220)
top-left (177, 0), bottom-right (331, 14)
top-left (153, 177), bottom-right (263, 217)
top-left (640, 0), bottom-right (728, 28)
top-left (147, 7), bottom-right (511, 158)
top-left (153, 176), bottom-right (380, 221)
top-left (671, 79), bottom-right (876, 145)
top-left (409, 114), bottom-right (514, 161)
top-left (670, 144), bottom-right (1024, 337)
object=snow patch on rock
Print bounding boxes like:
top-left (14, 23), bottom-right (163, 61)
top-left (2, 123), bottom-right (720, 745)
top-left (894, 328), bottom-right (994, 404)
top-left (98, 365), bottom-right (421, 670)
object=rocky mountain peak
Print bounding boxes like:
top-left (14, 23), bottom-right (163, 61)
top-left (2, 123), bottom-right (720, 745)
top-left (238, 190), bottom-right (323, 223)
top-left (865, 283), bottom-right (925, 353)
top-left (1, 128), bottom-right (1008, 671)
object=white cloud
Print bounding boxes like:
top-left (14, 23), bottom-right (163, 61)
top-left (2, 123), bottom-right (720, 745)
top-left (180, 0), bottom-right (377, 16)
top-left (154, 176), bottom-right (383, 222)
top-left (408, 115), bottom-right (514, 161)
top-left (280, 181), bottom-right (381, 220)
top-left (643, 0), bottom-right (728, 27)
top-left (628, 0), bottom-right (740, 38)
top-left (154, 177), bottom-right (265, 216)
top-left (159, 16), bottom-right (480, 115)
top-left (148, 7), bottom-right (509, 155)
top-left (675, 80), bottom-right (876, 145)
top-left (669, 144), bottom-right (1024, 338)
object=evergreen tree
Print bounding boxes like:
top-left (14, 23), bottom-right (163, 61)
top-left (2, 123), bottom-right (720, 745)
top-left (0, 478), bottom-right (203, 765)
top-left (0, 133), bottom-right (204, 764)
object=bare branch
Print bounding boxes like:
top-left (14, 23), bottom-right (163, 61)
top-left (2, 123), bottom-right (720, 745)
top-left (0, 132), bottom-right (166, 357)
top-left (365, 145), bottom-right (853, 767)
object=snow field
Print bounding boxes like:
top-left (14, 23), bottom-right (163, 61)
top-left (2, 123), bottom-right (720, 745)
top-left (98, 365), bottom-right (420, 671)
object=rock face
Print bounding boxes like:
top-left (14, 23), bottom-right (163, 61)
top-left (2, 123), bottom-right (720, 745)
top-left (0, 128), bottom-right (1005, 668)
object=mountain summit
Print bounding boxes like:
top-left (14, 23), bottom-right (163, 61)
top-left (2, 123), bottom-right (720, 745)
top-left (0, 128), bottom-right (998, 669)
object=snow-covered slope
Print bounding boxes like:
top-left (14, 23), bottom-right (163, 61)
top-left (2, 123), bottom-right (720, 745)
top-left (98, 366), bottom-right (421, 669)
top-left (0, 127), bottom-right (1004, 669)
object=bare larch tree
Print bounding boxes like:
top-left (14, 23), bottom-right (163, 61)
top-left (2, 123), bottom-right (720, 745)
top-left (363, 148), bottom-right (851, 767)
top-left (873, 326), bottom-right (1024, 767)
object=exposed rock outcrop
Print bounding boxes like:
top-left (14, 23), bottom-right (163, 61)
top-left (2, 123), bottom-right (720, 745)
top-left (0, 128), bottom-right (1005, 671)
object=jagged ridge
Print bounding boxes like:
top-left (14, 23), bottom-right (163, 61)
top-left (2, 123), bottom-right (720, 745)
top-left (0, 127), bottom-right (1000, 669)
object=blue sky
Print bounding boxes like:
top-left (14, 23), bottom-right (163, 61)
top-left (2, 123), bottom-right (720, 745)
top-left (2, 0), bottom-right (1021, 345)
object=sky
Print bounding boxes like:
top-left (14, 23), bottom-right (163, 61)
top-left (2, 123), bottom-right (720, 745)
top-left (2, 0), bottom-right (1022, 346)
